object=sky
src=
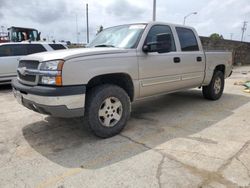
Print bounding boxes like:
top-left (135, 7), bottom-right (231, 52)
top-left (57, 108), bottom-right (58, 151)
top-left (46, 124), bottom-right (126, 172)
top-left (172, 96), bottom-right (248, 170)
top-left (0, 0), bottom-right (250, 43)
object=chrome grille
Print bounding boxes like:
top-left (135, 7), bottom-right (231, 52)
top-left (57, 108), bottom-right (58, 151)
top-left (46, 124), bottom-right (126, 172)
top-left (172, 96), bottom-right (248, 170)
top-left (18, 72), bottom-right (36, 82)
top-left (18, 60), bottom-right (40, 69)
top-left (18, 60), bottom-right (40, 85)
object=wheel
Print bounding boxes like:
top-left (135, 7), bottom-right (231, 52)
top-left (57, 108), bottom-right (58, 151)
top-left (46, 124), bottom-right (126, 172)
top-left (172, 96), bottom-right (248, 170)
top-left (202, 71), bottom-right (225, 100)
top-left (85, 84), bottom-right (131, 138)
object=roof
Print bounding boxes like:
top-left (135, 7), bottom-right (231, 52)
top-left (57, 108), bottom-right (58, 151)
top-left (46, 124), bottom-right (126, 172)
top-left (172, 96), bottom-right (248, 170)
top-left (0, 42), bottom-right (65, 46)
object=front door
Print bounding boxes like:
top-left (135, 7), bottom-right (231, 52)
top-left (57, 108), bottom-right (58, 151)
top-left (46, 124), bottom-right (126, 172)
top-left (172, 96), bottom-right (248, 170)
top-left (138, 25), bottom-right (184, 98)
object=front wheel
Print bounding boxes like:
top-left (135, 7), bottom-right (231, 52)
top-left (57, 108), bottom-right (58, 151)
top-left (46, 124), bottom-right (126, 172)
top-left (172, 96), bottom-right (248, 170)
top-left (202, 71), bottom-right (225, 100)
top-left (85, 84), bottom-right (131, 138)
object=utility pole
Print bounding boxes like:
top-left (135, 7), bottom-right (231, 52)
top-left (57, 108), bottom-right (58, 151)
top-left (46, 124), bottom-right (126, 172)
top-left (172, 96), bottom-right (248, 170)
top-left (86, 3), bottom-right (89, 44)
top-left (76, 14), bottom-right (79, 44)
top-left (153, 0), bottom-right (156, 21)
top-left (241, 21), bottom-right (248, 42)
top-left (230, 33), bottom-right (234, 40)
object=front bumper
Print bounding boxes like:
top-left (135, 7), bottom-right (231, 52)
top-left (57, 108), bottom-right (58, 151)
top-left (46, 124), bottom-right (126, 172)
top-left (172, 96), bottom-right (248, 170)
top-left (12, 79), bottom-right (86, 118)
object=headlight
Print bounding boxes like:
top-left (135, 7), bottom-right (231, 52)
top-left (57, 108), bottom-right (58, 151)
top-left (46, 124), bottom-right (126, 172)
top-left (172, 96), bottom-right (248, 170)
top-left (39, 60), bottom-right (64, 86)
top-left (40, 60), bottom-right (64, 71)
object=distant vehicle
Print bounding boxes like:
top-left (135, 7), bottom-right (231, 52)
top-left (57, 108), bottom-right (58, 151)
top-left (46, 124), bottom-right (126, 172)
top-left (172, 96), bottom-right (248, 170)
top-left (8, 27), bottom-right (41, 42)
top-left (0, 42), bottom-right (67, 84)
top-left (0, 32), bottom-right (9, 43)
top-left (0, 27), bottom-right (41, 43)
top-left (12, 22), bottom-right (233, 138)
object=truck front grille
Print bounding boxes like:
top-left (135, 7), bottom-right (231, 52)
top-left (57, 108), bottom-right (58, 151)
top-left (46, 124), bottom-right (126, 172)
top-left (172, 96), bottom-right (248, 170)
top-left (18, 72), bottom-right (36, 82)
top-left (18, 60), bottom-right (40, 85)
top-left (18, 60), bottom-right (40, 69)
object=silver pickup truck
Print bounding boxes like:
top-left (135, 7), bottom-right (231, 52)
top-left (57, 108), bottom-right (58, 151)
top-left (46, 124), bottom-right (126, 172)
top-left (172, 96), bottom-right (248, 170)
top-left (12, 22), bottom-right (233, 138)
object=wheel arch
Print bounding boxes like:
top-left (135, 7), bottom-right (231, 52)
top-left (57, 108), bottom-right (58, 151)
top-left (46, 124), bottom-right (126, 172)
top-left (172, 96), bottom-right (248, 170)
top-left (86, 73), bottom-right (135, 102)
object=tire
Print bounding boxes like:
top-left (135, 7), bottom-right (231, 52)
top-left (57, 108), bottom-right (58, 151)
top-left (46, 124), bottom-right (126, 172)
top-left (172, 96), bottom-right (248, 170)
top-left (202, 71), bottom-right (225, 100)
top-left (85, 84), bottom-right (131, 138)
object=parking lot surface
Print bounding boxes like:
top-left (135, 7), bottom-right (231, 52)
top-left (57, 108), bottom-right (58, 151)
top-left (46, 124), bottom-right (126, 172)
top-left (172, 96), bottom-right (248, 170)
top-left (0, 66), bottom-right (250, 188)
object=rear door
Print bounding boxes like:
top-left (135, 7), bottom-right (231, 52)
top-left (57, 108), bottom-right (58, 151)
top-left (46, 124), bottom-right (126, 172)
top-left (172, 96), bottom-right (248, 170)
top-left (0, 44), bottom-right (27, 77)
top-left (175, 27), bottom-right (205, 87)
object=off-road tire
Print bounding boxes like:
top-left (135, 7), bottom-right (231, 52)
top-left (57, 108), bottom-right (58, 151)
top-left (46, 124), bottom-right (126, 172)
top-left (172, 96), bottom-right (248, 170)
top-left (202, 71), bottom-right (225, 100)
top-left (85, 84), bottom-right (131, 138)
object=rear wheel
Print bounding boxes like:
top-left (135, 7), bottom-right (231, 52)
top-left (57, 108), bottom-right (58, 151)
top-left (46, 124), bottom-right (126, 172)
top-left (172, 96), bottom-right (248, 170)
top-left (202, 71), bottom-right (225, 100)
top-left (85, 84), bottom-right (131, 138)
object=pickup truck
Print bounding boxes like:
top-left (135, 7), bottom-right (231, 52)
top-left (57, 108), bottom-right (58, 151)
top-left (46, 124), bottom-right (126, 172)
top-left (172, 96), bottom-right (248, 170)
top-left (12, 22), bottom-right (233, 138)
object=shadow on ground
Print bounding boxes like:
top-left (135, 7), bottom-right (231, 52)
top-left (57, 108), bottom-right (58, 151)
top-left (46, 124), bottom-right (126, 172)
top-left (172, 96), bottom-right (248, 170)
top-left (22, 90), bottom-right (250, 169)
top-left (0, 84), bottom-right (12, 92)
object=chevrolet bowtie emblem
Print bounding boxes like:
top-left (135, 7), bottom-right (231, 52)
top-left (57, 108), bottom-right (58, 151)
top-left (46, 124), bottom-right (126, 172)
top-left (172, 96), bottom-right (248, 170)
top-left (19, 67), bottom-right (27, 76)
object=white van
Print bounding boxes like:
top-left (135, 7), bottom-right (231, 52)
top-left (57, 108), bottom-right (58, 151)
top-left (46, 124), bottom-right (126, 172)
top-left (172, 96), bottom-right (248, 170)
top-left (0, 42), bottom-right (67, 84)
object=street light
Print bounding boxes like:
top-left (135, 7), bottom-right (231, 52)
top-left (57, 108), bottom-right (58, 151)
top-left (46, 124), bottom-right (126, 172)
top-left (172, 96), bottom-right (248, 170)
top-left (183, 12), bottom-right (197, 25)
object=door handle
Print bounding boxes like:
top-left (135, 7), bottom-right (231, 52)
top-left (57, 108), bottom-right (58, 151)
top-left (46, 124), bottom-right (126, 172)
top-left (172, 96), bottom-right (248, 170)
top-left (174, 57), bottom-right (181, 63)
top-left (197, 57), bottom-right (202, 62)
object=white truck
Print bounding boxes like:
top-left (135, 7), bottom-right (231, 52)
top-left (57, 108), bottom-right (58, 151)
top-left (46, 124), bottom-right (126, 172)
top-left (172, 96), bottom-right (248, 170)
top-left (12, 22), bottom-right (233, 138)
top-left (0, 42), bottom-right (67, 84)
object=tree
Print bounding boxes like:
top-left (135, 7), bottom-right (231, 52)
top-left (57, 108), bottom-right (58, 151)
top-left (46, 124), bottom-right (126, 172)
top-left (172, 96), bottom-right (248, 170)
top-left (210, 33), bottom-right (224, 40)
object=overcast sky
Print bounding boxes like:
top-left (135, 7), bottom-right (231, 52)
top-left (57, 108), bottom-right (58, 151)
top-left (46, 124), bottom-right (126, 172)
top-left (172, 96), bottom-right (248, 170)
top-left (0, 0), bottom-right (249, 43)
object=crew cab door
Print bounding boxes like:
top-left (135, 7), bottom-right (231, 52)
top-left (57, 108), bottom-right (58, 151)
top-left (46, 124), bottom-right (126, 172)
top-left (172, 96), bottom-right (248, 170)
top-left (174, 27), bottom-right (205, 88)
top-left (138, 24), bottom-right (185, 97)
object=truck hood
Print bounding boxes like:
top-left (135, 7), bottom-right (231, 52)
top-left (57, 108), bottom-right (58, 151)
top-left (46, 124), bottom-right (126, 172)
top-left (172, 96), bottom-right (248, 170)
top-left (21, 47), bottom-right (129, 62)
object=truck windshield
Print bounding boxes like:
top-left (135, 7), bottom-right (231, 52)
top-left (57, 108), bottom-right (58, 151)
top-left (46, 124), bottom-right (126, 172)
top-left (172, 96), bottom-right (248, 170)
top-left (88, 24), bottom-right (146, 49)
top-left (9, 28), bottom-right (39, 42)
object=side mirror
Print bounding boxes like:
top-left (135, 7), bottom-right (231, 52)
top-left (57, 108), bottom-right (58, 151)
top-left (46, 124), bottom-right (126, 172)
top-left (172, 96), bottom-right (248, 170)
top-left (143, 33), bottom-right (172, 54)
top-left (142, 45), bottom-right (149, 53)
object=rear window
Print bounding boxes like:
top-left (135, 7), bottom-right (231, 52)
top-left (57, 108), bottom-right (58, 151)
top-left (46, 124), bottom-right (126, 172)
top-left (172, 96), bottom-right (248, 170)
top-left (176, 27), bottom-right (199, 51)
top-left (49, 44), bottom-right (66, 50)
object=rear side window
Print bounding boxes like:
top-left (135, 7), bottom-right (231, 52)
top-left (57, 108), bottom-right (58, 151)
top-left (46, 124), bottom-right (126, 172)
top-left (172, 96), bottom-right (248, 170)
top-left (0, 44), bottom-right (28, 57)
top-left (49, 44), bottom-right (66, 50)
top-left (176, 27), bottom-right (199, 51)
top-left (26, 44), bottom-right (47, 54)
top-left (0, 44), bottom-right (47, 57)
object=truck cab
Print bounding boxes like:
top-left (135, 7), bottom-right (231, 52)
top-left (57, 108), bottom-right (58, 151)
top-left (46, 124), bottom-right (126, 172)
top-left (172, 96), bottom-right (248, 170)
top-left (8, 27), bottom-right (41, 42)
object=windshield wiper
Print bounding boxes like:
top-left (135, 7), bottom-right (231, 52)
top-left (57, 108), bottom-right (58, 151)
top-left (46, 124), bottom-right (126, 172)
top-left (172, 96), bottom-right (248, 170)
top-left (94, 44), bottom-right (115, 48)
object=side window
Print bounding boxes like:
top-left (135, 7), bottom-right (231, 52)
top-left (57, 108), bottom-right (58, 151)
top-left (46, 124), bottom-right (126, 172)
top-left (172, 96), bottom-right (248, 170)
top-left (176, 27), bottom-right (199, 51)
top-left (145, 25), bottom-right (176, 52)
top-left (26, 44), bottom-right (47, 55)
top-left (0, 46), bottom-right (11, 57)
top-left (11, 45), bottom-right (28, 56)
top-left (49, 44), bottom-right (66, 50)
top-left (0, 45), bottom-right (27, 57)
